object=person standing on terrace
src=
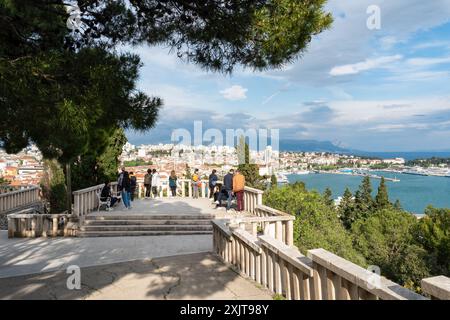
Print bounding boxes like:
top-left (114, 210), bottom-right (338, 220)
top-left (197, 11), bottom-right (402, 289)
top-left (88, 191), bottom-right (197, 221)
top-left (192, 169), bottom-right (201, 199)
top-left (169, 170), bottom-right (177, 197)
top-left (129, 171), bottom-right (137, 201)
top-left (144, 169), bottom-right (152, 198)
top-left (233, 169), bottom-right (245, 212)
top-left (208, 169), bottom-right (218, 200)
top-left (121, 171), bottom-right (132, 209)
top-left (151, 169), bottom-right (160, 198)
top-left (221, 169), bottom-right (234, 211)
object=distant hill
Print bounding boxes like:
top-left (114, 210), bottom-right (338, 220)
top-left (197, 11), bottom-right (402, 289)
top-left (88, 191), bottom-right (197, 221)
top-left (279, 139), bottom-right (350, 153)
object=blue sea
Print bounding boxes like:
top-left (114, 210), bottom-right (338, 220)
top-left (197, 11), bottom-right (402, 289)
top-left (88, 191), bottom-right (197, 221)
top-left (287, 171), bottom-right (450, 215)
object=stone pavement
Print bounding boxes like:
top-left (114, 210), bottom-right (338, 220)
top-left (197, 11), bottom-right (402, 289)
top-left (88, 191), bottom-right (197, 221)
top-left (0, 252), bottom-right (273, 300)
top-left (0, 230), bottom-right (211, 278)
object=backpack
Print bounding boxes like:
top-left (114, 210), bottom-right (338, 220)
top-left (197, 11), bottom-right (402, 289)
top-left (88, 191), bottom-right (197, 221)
top-left (192, 174), bottom-right (199, 182)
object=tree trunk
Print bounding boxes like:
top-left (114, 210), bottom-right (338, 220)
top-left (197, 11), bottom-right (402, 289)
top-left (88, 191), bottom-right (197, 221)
top-left (66, 163), bottom-right (72, 214)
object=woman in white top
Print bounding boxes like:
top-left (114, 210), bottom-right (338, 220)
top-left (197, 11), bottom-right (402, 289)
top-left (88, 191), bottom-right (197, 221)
top-left (151, 169), bottom-right (161, 198)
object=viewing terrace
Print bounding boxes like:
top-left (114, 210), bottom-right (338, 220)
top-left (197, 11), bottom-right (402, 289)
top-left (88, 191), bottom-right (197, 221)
top-left (0, 179), bottom-right (449, 300)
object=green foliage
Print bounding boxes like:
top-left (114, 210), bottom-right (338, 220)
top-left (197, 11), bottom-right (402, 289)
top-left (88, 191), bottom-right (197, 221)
top-left (123, 159), bottom-right (154, 167)
top-left (273, 294), bottom-right (286, 300)
top-left (0, 177), bottom-right (9, 185)
top-left (264, 182), bottom-right (365, 266)
top-left (406, 157), bottom-right (450, 167)
top-left (354, 176), bottom-right (374, 220)
top-left (71, 128), bottom-right (127, 190)
top-left (40, 159), bottom-right (67, 213)
top-left (270, 174), bottom-right (278, 189)
top-left (375, 177), bottom-right (390, 210)
top-left (352, 209), bottom-right (430, 288)
top-left (338, 188), bottom-right (356, 229)
top-left (369, 163), bottom-right (390, 170)
top-left (413, 207), bottom-right (450, 276)
top-left (323, 187), bottom-right (333, 207)
top-left (237, 137), bottom-right (267, 189)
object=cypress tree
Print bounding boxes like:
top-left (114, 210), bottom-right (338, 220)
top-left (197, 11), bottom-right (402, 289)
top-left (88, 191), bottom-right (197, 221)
top-left (339, 188), bottom-right (356, 229)
top-left (375, 177), bottom-right (391, 210)
top-left (323, 187), bottom-right (334, 207)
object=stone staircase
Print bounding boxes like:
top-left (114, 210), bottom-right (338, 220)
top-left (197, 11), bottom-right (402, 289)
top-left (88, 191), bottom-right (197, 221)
top-left (78, 214), bottom-right (214, 237)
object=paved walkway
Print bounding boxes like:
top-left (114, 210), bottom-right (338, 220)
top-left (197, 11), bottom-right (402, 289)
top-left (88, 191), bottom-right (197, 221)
top-left (0, 231), bottom-right (211, 278)
top-left (92, 197), bottom-right (250, 217)
top-left (0, 252), bottom-right (272, 300)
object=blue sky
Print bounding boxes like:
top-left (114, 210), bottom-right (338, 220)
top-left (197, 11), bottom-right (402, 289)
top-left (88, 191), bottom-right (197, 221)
top-left (126, 0), bottom-right (450, 152)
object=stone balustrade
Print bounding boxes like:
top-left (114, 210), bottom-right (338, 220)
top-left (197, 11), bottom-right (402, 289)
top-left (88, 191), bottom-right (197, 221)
top-left (212, 220), bottom-right (448, 300)
top-left (135, 179), bottom-right (210, 199)
top-left (7, 208), bottom-right (76, 238)
top-left (229, 215), bottom-right (295, 246)
top-left (73, 183), bottom-right (105, 222)
top-left (0, 185), bottom-right (40, 214)
top-left (421, 276), bottom-right (450, 300)
top-left (243, 186), bottom-right (264, 214)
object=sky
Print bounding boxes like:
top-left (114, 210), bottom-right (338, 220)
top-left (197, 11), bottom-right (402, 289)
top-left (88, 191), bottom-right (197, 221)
top-left (126, 0), bottom-right (450, 152)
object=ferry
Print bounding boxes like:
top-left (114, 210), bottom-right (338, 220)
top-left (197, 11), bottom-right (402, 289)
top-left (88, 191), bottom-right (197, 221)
top-left (276, 173), bottom-right (289, 184)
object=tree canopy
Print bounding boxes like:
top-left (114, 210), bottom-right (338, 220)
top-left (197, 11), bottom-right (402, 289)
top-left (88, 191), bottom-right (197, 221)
top-left (1, 0), bottom-right (333, 209)
top-left (264, 182), bottom-right (366, 266)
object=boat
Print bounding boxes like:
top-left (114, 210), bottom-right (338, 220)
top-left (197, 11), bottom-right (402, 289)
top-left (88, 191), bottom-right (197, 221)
top-left (276, 173), bottom-right (289, 184)
top-left (294, 170), bottom-right (310, 175)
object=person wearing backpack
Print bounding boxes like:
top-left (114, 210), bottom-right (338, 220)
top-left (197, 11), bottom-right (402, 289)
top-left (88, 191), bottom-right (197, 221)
top-left (192, 169), bottom-right (201, 199)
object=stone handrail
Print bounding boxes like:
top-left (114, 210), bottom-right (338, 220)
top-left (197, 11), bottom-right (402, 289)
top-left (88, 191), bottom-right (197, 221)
top-left (8, 208), bottom-right (76, 238)
top-left (0, 185), bottom-right (40, 213)
top-left (243, 186), bottom-right (264, 214)
top-left (307, 249), bottom-right (426, 300)
top-left (212, 220), bottom-right (448, 300)
top-left (135, 179), bottom-right (211, 199)
top-left (73, 183), bottom-right (105, 221)
top-left (421, 276), bottom-right (450, 300)
top-left (228, 215), bottom-right (294, 246)
top-left (212, 220), bottom-right (314, 299)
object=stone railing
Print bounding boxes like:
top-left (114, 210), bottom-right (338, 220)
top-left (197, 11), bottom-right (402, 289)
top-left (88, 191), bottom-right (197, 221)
top-left (243, 186), bottom-right (264, 214)
top-left (230, 215), bottom-right (295, 246)
top-left (73, 183), bottom-right (105, 222)
top-left (135, 179), bottom-right (211, 199)
top-left (421, 276), bottom-right (450, 300)
top-left (212, 220), bottom-right (449, 300)
top-left (7, 208), bottom-right (77, 238)
top-left (0, 185), bottom-right (41, 214)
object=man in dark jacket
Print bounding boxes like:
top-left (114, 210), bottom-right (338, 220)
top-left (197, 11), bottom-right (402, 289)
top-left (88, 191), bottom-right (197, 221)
top-left (216, 169), bottom-right (234, 210)
top-left (129, 172), bottom-right (137, 201)
top-left (208, 169), bottom-right (218, 199)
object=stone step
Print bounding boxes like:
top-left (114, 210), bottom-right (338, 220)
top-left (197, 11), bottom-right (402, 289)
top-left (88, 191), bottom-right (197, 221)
top-left (85, 214), bottom-right (214, 221)
top-left (80, 225), bottom-right (213, 232)
top-left (84, 219), bottom-right (212, 226)
top-left (77, 230), bottom-right (213, 237)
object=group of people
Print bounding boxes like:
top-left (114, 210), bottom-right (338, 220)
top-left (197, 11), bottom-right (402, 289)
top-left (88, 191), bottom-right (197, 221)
top-left (99, 167), bottom-right (246, 212)
top-left (100, 167), bottom-right (137, 210)
top-left (209, 169), bottom-right (246, 212)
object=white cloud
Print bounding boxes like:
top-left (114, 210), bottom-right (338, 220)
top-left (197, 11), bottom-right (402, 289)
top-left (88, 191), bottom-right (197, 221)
top-left (407, 56), bottom-right (450, 67)
top-left (329, 55), bottom-right (403, 76)
top-left (220, 85), bottom-right (248, 101)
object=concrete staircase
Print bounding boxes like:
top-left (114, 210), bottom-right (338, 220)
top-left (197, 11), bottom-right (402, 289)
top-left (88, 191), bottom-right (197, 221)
top-left (78, 214), bottom-right (214, 237)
